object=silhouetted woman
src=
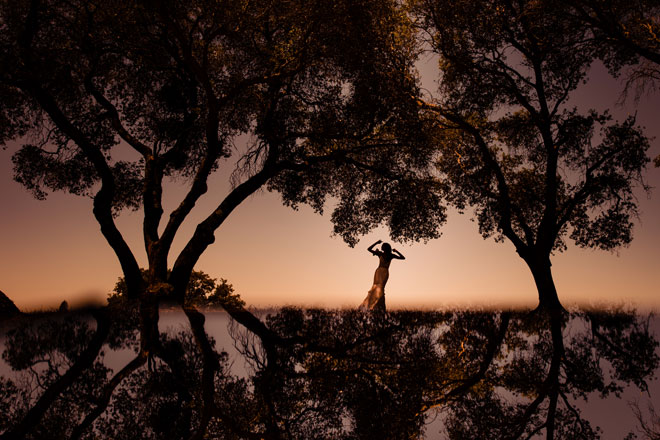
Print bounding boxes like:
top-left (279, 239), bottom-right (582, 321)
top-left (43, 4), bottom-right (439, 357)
top-left (360, 240), bottom-right (405, 311)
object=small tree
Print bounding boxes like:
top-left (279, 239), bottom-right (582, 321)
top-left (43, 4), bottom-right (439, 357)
top-left (109, 269), bottom-right (243, 309)
top-left (411, 0), bottom-right (652, 310)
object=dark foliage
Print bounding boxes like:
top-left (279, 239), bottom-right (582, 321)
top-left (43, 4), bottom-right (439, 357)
top-left (1, 307), bottom-right (657, 439)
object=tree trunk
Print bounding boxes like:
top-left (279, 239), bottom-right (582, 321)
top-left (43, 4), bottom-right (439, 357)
top-left (525, 256), bottom-right (563, 311)
top-left (140, 283), bottom-right (165, 357)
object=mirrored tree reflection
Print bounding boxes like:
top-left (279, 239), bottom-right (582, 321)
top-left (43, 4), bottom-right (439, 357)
top-left (1, 306), bottom-right (658, 439)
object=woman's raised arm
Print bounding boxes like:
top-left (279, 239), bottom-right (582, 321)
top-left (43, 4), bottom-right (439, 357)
top-left (367, 240), bottom-right (382, 255)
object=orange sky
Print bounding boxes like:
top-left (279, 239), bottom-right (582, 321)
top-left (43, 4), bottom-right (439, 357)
top-left (1, 62), bottom-right (659, 311)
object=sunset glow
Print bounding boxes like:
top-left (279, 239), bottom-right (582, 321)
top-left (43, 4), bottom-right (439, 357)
top-left (2, 60), bottom-right (658, 311)
top-left (1, 51), bottom-right (658, 313)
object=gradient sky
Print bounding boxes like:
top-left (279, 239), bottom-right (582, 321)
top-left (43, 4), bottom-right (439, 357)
top-left (1, 61), bottom-right (659, 312)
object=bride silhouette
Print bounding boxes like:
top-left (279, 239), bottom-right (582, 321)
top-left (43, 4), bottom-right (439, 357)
top-left (360, 240), bottom-right (405, 311)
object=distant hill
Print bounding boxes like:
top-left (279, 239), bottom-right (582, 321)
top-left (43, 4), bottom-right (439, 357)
top-left (0, 290), bottom-right (20, 316)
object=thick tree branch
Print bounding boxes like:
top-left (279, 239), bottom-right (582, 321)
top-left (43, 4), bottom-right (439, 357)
top-left (143, 157), bottom-right (165, 273)
top-left (153, 9), bottom-right (230, 268)
top-left (14, 1), bottom-right (143, 296)
top-left (84, 76), bottom-right (165, 267)
top-left (168, 164), bottom-right (278, 300)
top-left (18, 80), bottom-right (143, 297)
top-left (183, 306), bottom-right (220, 440)
top-left (530, 58), bottom-right (561, 254)
top-left (83, 76), bottom-right (152, 158)
top-left (427, 102), bottom-right (530, 252)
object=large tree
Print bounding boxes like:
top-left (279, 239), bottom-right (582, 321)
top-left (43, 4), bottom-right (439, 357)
top-left (411, 0), bottom-right (652, 310)
top-left (0, 0), bottom-right (442, 302)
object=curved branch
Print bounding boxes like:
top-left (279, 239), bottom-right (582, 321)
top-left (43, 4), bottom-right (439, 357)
top-left (427, 102), bottom-right (530, 252)
top-left (153, 8), bottom-right (226, 264)
top-left (168, 164), bottom-right (278, 300)
top-left (183, 306), bottom-right (220, 440)
top-left (419, 312), bottom-right (511, 412)
top-left (83, 76), bottom-right (152, 157)
top-left (15, 0), bottom-right (143, 295)
top-left (84, 75), bottom-right (166, 260)
top-left (0, 310), bottom-right (110, 440)
top-left (21, 82), bottom-right (144, 297)
top-left (158, 141), bottom-right (221, 263)
top-left (69, 351), bottom-right (148, 440)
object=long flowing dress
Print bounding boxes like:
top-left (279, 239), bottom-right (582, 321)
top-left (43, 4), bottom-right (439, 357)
top-left (360, 254), bottom-right (391, 311)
